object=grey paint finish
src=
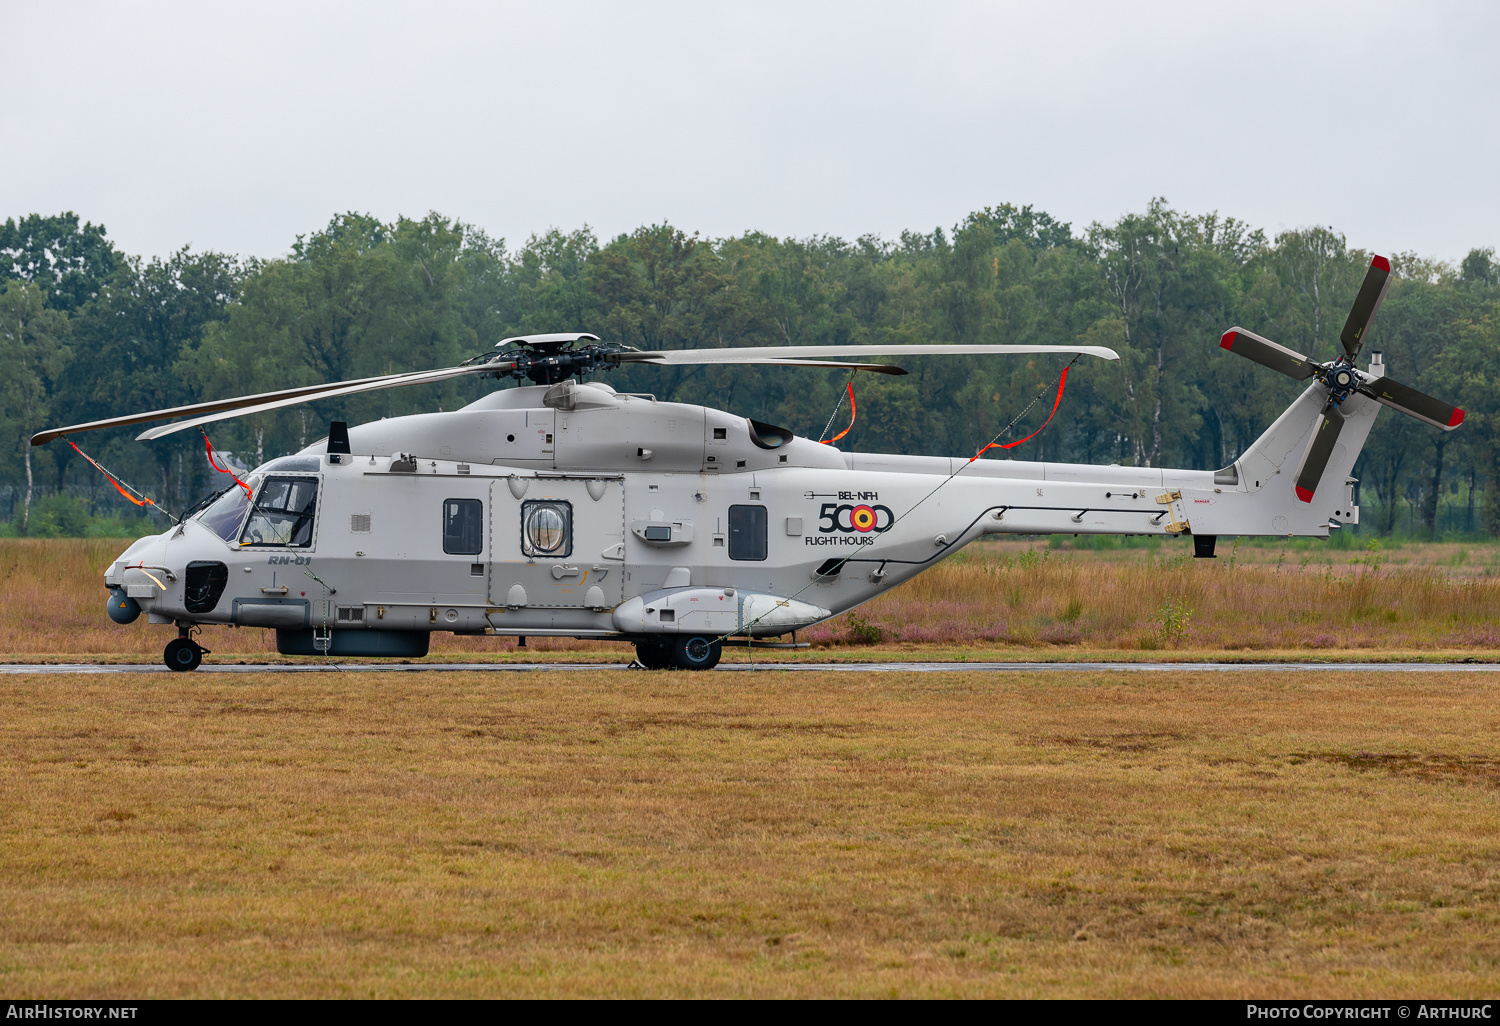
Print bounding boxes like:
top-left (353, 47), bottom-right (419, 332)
top-left (102, 362), bottom-right (1386, 657)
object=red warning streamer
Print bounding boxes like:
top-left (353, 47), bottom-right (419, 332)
top-left (203, 430), bottom-right (253, 499)
top-left (67, 440), bottom-right (159, 509)
top-left (819, 381), bottom-right (857, 445)
top-left (970, 366), bottom-right (1070, 462)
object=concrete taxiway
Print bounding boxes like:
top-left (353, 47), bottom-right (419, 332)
top-left (2, 662), bottom-right (1498, 674)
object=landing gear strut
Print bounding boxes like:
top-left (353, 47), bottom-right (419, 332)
top-left (164, 627), bottom-right (208, 672)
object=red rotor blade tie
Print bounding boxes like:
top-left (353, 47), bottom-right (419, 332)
top-left (820, 382), bottom-right (857, 444)
top-left (203, 431), bottom-right (254, 499)
top-left (66, 440), bottom-right (156, 508)
top-left (972, 366), bottom-right (1070, 461)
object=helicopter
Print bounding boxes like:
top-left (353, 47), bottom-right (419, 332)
top-left (32, 255), bottom-right (1462, 672)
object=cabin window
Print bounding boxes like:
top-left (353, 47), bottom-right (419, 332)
top-left (240, 476), bottom-right (318, 548)
top-left (728, 504), bottom-right (768, 561)
top-left (443, 498), bottom-right (484, 555)
top-left (522, 500), bottom-right (572, 558)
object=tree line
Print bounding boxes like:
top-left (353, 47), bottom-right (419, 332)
top-left (3, 203), bottom-right (1498, 537)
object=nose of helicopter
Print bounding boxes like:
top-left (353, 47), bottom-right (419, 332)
top-left (103, 529), bottom-right (177, 626)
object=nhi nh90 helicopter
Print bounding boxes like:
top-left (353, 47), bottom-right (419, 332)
top-left (32, 255), bottom-right (1463, 672)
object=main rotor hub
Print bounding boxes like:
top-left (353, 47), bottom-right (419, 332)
top-left (474, 336), bottom-right (640, 385)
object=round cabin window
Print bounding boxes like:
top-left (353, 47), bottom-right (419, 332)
top-left (525, 505), bottom-right (566, 553)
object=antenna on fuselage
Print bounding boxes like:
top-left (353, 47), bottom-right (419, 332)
top-left (327, 421), bottom-right (351, 462)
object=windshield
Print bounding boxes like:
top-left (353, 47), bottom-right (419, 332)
top-left (240, 475), bottom-right (319, 548)
top-left (196, 477), bottom-right (260, 544)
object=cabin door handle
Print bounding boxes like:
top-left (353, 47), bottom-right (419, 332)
top-left (551, 565), bottom-right (581, 580)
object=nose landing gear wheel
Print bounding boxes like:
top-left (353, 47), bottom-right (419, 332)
top-left (164, 637), bottom-right (204, 672)
top-left (670, 635), bottom-right (722, 670)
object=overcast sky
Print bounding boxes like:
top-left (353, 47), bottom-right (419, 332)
top-left (4, 1), bottom-right (1497, 263)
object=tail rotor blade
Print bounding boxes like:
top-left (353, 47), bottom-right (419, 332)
top-left (1339, 255), bottom-right (1392, 359)
top-left (1364, 376), bottom-right (1465, 431)
top-left (1219, 328), bottom-right (1317, 380)
top-left (1293, 402), bottom-right (1346, 503)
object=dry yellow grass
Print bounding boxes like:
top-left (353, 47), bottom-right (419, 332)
top-left (820, 543), bottom-right (1500, 652)
top-left (2, 669), bottom-right (1499, 997)
top-left (4, 538), bottom-right (1499, 662)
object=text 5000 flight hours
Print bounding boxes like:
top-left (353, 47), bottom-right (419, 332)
top-left (817, 503), bottom-right (894, 534)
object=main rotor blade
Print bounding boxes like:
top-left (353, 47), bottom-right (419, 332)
top-left (30, 372), bottom-right (408, 446)
top-left (133, 362), bottom-right (513, 441)
top-left (709, 358), bottom-right (907, 375)
top-left (1363, 375), bottom-right (1465, 431)
top-left (1293, 401), bottom-right (1346, 503)
top-left (1218, 328), bottom-right (1317, 380)
top-left (1339, 255), bottom-right (1392, 359)
top-left (616, 343), bottom-right (1119, 366)
top-left (34, 343), bottom-right (1113, 447)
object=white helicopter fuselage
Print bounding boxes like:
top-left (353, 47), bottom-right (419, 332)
top-left (103, 372), bottom-right (1378, 661)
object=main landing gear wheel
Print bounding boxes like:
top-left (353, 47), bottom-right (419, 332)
top-left (634, 639), bottom-right (673, 670)
top-left (670, 635), bottom-right (722, 671)
top-left (164, 637), bottom-right (204, 672)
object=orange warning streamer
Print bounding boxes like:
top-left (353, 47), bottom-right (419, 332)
top-left (819, 381), bottom-right (857, 445)
top-left (970, 366), bottom-right (1070, 461)
top-left (67, 440), bottom-right (161, 510)
top-left (203, 430), bottom-right (253, 499)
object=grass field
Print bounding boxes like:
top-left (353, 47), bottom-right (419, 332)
top-left (5, 537), bottom-right (1499, 663)
top-left (3, 668), bottom-right (1498, 997)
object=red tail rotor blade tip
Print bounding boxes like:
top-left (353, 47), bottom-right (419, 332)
top-left (1295, 485), bottom-right (1314, 503)
top-left (1371, 255), bottom-right (1391, 273)
top-left (1219, 330), bottom-right (1236, 349)
top-left (1450, 408), bottom-right (1466, 427)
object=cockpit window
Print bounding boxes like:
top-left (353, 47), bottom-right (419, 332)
top-left (196, 477), bottom-right (260, 544)
top-left (257, 455), bottom-right (322, 473)
top-left (240, 475), bottom-right (319, 548)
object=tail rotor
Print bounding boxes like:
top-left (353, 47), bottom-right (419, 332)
top-left (1220, 254), bottom-right (1463, 504)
